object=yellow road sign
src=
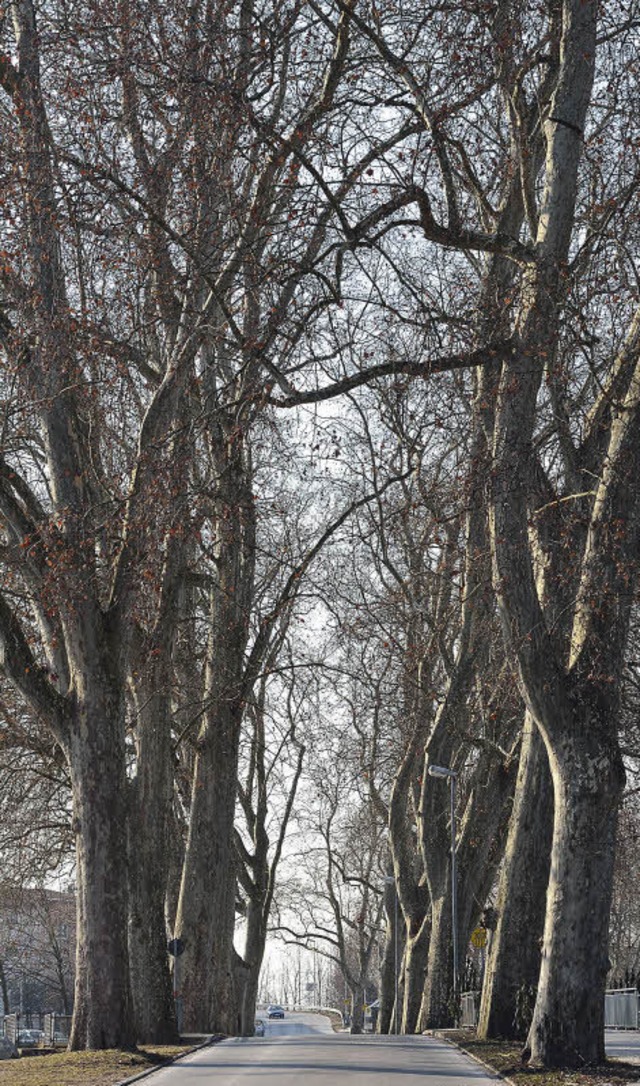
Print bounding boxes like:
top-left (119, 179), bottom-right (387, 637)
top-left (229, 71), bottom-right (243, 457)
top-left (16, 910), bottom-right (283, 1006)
top-left (471, 927), bottom-right (487, 949)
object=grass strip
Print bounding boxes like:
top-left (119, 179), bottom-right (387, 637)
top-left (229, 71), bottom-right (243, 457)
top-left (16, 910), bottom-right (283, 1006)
top-left (0, 1044), bottom-right (194, 1086)
top-left (447, 1032), bottom-right (640, 1086)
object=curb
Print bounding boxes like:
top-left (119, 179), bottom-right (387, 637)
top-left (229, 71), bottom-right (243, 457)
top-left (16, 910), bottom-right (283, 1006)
top-left (426, 1030), bottom-right (518, 1086)
top-left (115, 1035), bottom-right (226, 1086)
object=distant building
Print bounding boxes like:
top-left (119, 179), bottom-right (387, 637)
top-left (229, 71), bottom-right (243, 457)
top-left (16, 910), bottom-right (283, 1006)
top-left (0, 885), bottom-right (75, 1017)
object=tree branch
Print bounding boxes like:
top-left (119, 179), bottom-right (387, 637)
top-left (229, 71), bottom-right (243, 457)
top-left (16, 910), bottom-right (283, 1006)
top-left (268, 337), bottom-right (514, 408)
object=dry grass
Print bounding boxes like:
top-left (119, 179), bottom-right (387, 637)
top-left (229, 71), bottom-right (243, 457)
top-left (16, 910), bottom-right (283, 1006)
top-left (323, 1010), bottom-right (345, 1032)
top-left (0, 1045), bottom-right (194, 1086)
top-left (447, 1033), bottom-right (640, 1086)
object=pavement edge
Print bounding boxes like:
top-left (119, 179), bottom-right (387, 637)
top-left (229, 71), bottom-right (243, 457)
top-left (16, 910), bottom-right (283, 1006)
top-left (115, 1035), bottom-right (226, 1086)
top-left (425, 1029), bottom-right (518, 1086)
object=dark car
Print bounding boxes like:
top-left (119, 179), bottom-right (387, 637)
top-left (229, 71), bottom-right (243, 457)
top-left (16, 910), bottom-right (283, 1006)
top-left (267, 1004), bottom-right (285, 1019)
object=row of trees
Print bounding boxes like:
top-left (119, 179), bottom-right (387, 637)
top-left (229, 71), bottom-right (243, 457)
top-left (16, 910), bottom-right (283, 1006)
top-left (1, 0), bottom-right (639, 1069)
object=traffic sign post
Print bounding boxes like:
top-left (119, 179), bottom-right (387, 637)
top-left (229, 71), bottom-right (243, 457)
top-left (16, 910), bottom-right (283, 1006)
top-left (470, 927), bottom-right (488, 988)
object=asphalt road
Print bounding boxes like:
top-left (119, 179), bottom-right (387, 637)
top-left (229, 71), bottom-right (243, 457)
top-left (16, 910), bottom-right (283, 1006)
top-left (606, 1029), bottom-right (640, 1062)
top-left (147, 1013), bottom-right (501, 1085)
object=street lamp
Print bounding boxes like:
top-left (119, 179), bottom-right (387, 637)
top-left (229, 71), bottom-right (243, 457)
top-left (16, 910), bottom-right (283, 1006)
top-left (427, 764), bottom-right (459, 1011)
top-left (383, 875), bottom-right (399, 1034)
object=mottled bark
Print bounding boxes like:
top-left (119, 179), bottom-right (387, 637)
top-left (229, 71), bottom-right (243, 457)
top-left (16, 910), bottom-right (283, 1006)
top-left (488, 2), bottom-right (636, 1066)
top-left (377, 874), bottom-right (410, 1034)
top-left (401, 917), bottom-right (429, 1034)
top-left (174, 434), bottom-right (255, 1034)
top-left (377, 905), bottom-right (397, 1034)
top-left (526, 726), bottom-right (623, 1065)
top-left (128, 670), bottom-right (178, 1044)
top-left (174, 688), bottom-right (243, 1033)
top-left (387, 723), bottom-right (430, 1035)
top-left (239, 910), bottom-right (266, 1036)
top-left (418, 894), bottom-right (453, 1030)
top-left (165, 805), bottom-right (186, 939)
top-left (0, 0), bottom-right (139, 1050)
top-left (67, 676), bottom-right (135, 1051)
top-left (478, 717), bottom-right (552, 1040)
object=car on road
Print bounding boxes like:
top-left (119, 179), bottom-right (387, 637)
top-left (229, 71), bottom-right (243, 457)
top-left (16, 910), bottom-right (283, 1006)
top-left (254, 1019), bottom-right (265, 1037)
top-left (267, 1004), bottom-right (285, 1019)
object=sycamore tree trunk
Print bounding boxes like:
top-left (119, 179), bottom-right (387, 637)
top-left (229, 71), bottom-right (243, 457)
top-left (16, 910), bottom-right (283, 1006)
top-left (377, 875), bottom-right (410, 1034)
top-left (387, 692), bottom-right (432, 1035)
top-left (478, 716), bottom-right (552, 1040)
top-left (67, 673), bottom-right (135, 1051)
top-left (128, 670), bottom-right (178, 1044)
top-left (488, 2), bottom-right (638, 1064)
top-left (388, 747), bottom-right (431, 1036)
top-left (0, 0), bottom-right (142, 1051)
top-left (377, 907), bottom-right (396, 1034)
top-left (525, 725), bottom-right (623, 1064)
top-left (173, 429), bottom-right (255, 1034)
top-left (401, 917), bottom-right (429, 1034)
top-left (239, 903), bottom-right (266, 1036)
top-left (350, 983), bottom-right (366, 1034)
top-left (174, 662), bottom-right (244, 1033)
top-left (418, 893), bottom-right (453, 1029)
top-left (0, 960), bottom-right (11, 1015)
top-left (165, 805), bottom-right (186, 940)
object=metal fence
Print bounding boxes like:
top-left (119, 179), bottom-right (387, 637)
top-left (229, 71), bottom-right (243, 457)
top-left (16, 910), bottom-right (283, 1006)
top-left (454, 987), bottom-right (640, 1031)
top-left (43, 1013), bottom-right (72, 1043)
top-left (605, 988), bottom-right (639, 1029)
top-left (460, 991), bottom-right (480, 1028)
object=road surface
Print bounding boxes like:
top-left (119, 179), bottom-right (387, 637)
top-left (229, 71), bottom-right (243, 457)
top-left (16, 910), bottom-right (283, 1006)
top-left (147, 1012), bottom-right (501, 1085)
top-left (606, 1029), bottom-right (640, 1062)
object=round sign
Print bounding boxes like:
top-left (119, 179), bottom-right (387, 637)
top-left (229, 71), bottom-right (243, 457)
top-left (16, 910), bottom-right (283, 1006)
top-left (470, 927), bottom-right (487, 949)
top-left (167, 937), bottom-right (185, 956)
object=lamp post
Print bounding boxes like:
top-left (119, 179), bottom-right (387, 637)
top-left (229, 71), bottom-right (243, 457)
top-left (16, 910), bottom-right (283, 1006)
top-left (383, 875), bottom-right (399, 1034)
top-left (427, 764), bottom-right (459, 1011)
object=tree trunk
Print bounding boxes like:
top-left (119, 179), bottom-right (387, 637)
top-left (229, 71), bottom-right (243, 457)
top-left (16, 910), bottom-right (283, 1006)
top-left (377, 886), bottom-right (410, 1034)
top-left (238, 950), bottom-right (261, 1037)
top-left (128, 674), bottom-right (178, 1044)
top-left (387, 718), bottom-right (430, 1036)
top-left (165, 804), bottom-right (185, 938)
top-left (237, 893), bottom-right (268, 1035)
top-left (401, 915), bottom-right (430, 1034)
top-left (173, 701), bottom-right (242, 1033)
top-left (67, 682), bottom-right (135, 1051)
top-left (478, 716), bottom-right (552, 1040)
top-left (377, 914), bottom-right (396, 1035)
top-left (417, 894), bottom-right (453, 1030)
top-left (526, 728), bottom-right (624, 1066)
top-left (350, 984), bottom-right (365, 1033)
top-left (0, 960), bottom-right (10, 1015)
top-left (173, 431), bottom-right (254, 1034)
